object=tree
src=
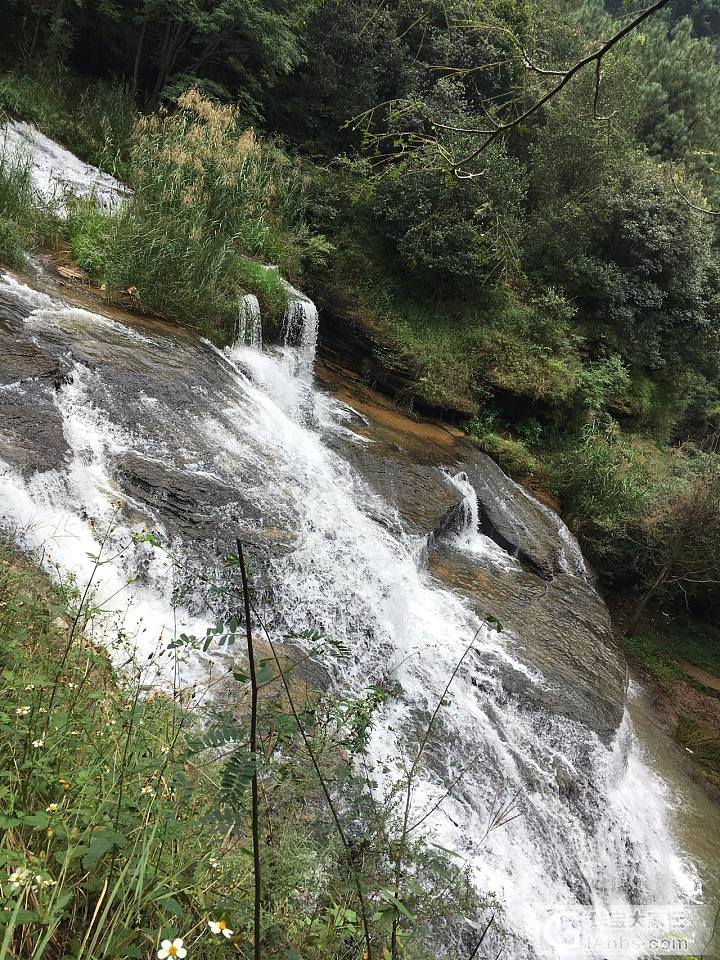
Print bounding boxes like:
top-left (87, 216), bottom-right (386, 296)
top-left (633, 456), bottom-right (720, 625)
top-left (372, 129), bottom-right (526, 287)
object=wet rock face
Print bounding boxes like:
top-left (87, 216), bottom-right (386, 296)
top-left (0, 269), bottom-right (626, 744)
top-left (438, 453), bottom-right (581, 580)
top-left (318, 385), bottom-right (626, 741)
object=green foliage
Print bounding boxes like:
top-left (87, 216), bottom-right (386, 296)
top-left (623, 630), bottom-right (685, 681)
top-left (577, 356), bottom-right (632, 413)
top-left (549, 418), bottom-right (652, 566)
top-left (628, 16), bottom-right (720, 198)
top-left (677, 716), bottom-right (720, 772)
top-left (470, 431), bottom-right (541, 478)
top-left (372, 141), bottom-right (526, 289)
top-left (65, 200), bottom-right (112, 277)
top-left (0, 0), bottom-right (309, 119)
top-left (0, 541), bottom-right (482, 959)
top-left (0, 68), bottom-right (135, 178)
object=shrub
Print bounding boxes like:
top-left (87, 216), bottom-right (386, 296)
top-left (472, 289), bottom-right (582, 404)
top-left (550, 417), bottom-right (651, 566)
top-left (66, 200), bottom-right (112, 277)
top-left (372, 140), bottom-right (526, 290)
top-left (472, 432), bottom-right (541, 478)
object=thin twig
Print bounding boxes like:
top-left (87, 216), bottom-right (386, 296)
top-left (239, 539), bottom-right (374, 960)
top-left (237, 538), bottom-right (262, 960)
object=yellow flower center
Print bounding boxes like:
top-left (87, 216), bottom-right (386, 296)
top-left (167, 948), bottom-right (179, 957)
top-left (218, 922), bottom-right (227, 931)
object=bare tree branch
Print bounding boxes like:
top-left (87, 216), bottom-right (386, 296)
top-left (673, 177), bottom-right (720, 216)
top-left (448, 0), bottom-right (671, 177)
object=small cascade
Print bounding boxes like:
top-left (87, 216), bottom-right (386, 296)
top-left (443, 471), bottom-right (519, 568)
top-left (1, 120), bottom-right (129, 212)
top-left (236, 293), bottom-right (262, 350)
top-left (282, 284), bottom-right (319, 374)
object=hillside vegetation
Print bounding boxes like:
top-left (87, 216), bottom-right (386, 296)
top-left (1, 0), bottom-right (720, 775)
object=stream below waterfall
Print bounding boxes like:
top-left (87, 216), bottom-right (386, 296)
top-left (0, 267), bottom-right (718, 959)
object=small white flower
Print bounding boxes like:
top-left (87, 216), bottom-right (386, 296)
top-left (157, 938), bottom-right (187, 959)
top-left (40, 877), bottom-right (56, 888)
top-left (67, 682), bottom-right (78, 690)
top-left (38, 707), bottom-right (48, 714)
top-left (208, 857), bottom-right (219, 870)
top-left (208, 919), bottom-right (233, 939)
top-left (9, 867), bottom-right (30, 891)
top-left (15, 706), bottom-right (30, 717)
top-left (141, 785), bottom-right (155, 796)
top-left (32, 739), bottom-right (44, 748)
top-left (24, 684), bottom-right (36, 692)
top-left (46, 803), bottom-right (59, 813)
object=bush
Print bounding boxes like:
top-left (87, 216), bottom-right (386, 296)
top-left (550, 418), bottom-right (652, 567)
top-left (471, 432), bottom-right (541, 478)
top-left (66, 200), bottom-right (112, 277)
top-left (372, 141), bottom-right (526, 290)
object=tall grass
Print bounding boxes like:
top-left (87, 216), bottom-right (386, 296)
top-left (0, 68), bottom-right (135, 180)
top-left (95, 90), bottom-right (331, 338)
top-left (0, 146), bottom-right (60, 268)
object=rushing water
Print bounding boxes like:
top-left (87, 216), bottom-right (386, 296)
top-left (0, 271), bottom-right (710, 958)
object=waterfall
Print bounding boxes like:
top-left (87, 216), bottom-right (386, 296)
top-left (0, 273), bottom-right (704, 959)
top-left (282, 284), bottom-right (319, 374)
top-left (236, 293), bottom-right (262, 350)
top-left (444, 470), bottom-right (521, 569)
top-left (1, 120), bottom-right (129, 212)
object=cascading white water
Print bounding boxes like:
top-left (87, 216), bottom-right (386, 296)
top-left (445, 470), bottom-right (522, 569)
top-left (0, 120), bottom-right (129, 212)
top-left (0, 273), bottom-right (705, 958)
top-left (236, 293), bottom-right (263, 350)
top-left (281, 284), bottom-right (320, 375)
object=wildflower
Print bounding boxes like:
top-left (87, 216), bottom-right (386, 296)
top-left (40, 877), bottom-right (56, 888)
top-left (208, 920), bottom-right (233, 939)
top-left (67, 682), bottom-right (78, 690)
top-left (15, 706), bottom-right (30, 717)
top-left (38, 707), bottom-right (47, 714)
top-left (208, 857), bottom-right (219, 870)
top-left (141, 785), bottom-right (155, 796)
top-left (157, 938), bottom-right (187, 959)
top-left (69, 730), bottom-right (81, 736)
top-left (32, 739), bottom-right (44, 748)
top-left (24, 684), bottom-right (36, 691)
top-left (46, 803), bottom-right (59, 813)
top-left (9, 867), bottom-right (30, 890)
